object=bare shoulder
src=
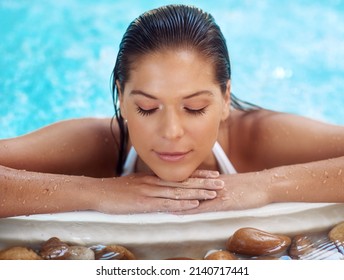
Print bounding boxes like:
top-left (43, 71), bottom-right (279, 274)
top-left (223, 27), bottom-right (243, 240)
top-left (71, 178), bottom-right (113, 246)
top-left (229, 109), bottom-right (344, 171)
top-left (0, 118), bottom-right (120, 177)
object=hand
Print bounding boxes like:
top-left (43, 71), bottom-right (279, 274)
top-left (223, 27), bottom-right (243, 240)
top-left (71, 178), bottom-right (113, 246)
top-left (92, 171), bottom-right (224, 214)
top-left (178, 171), bottom-right (271, 214)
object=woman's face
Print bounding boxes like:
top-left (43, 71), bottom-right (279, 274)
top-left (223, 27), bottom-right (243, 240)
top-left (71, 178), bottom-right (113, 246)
top-left (119, 49), bottom-right (230, 182)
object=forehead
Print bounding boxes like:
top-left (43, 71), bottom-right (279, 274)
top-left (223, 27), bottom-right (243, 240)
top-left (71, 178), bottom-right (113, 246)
top-left (125, 49), bottom-right (217, 93)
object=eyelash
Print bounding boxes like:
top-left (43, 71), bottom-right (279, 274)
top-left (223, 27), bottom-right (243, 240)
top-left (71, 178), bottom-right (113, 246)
top-left (136, 107), bottom-right (158, 117)
top-left (136, 106), bottom-right (207, 117)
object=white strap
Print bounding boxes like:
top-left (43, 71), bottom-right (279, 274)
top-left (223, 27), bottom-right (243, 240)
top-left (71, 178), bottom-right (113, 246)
top-left (212, 141), bottom-right (237, 174)
top-left (121, 146), bottom-right (137, 176)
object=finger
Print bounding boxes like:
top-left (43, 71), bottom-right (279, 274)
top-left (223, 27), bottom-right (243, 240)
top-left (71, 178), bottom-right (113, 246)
top-left (157, 178), bottom-right (224, 190)
top-left (174, 199), bottom-right (220, 214)
top-left (140, 198), bottom-right (200, 213)
top-left (146, 184), bottom-right (218, 201)
top-left (166, 187), bottom-right (217, 200)
top-left (184, 178), bottom-right (224, 189)
top-left (190, 170), bottom-right (220, 178)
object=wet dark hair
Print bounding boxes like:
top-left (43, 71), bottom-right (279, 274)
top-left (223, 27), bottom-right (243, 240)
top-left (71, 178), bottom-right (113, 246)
top-left (111, 4), bottom-right (259, 175)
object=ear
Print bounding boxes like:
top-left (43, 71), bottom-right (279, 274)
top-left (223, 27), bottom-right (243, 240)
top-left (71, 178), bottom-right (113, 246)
top-left (221, 80), bottom-right (231, 121)
top-left (116, 80), bottom-right (127, 120)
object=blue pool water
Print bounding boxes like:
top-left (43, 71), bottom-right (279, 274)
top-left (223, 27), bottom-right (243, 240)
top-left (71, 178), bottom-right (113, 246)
top-left (1, 0), bottom-right (344, 139)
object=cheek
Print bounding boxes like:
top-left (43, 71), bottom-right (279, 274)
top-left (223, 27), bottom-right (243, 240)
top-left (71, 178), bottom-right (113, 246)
top-left (189, 111), bottom-right (222, 139)
top-left (197, 124), bottom-right (219, 150)
top-left (127, 118), bottom-right (153, 144)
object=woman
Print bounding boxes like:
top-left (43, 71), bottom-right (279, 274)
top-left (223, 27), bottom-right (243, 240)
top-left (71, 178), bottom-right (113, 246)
top-left (1, 5), bottom-right (343, 218)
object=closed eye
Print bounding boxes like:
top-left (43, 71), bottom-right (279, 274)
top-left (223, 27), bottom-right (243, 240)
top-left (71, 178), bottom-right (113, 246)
top-left (185, 106), bottom-right (207, 116)
top-left (136, 106), bottom-right (158, 116)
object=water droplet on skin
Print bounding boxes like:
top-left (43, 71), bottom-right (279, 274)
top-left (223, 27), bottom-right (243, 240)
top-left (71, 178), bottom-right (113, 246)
top-left (302, 166), bottom-right (309, 170)
top-left (338, 169), bottom-right (342, 176)
top-left (44, 205), bottom-right (48, 208)
top-left (323, 180), bottom-right (327, 184)
top-left (53, 185), bottom-right (58, 191)
top-left (22, 200), bottom-right (26, 205)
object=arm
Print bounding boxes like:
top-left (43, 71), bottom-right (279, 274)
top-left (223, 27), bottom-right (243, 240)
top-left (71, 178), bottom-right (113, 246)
top-left (0, 165), bottom-right (224, 218)
top-left (269, 156), bottom-right (344, 203)
top-left (0, 118), bottom-right (114, 217)
top-left (182, 156), bottom-right (344, 213)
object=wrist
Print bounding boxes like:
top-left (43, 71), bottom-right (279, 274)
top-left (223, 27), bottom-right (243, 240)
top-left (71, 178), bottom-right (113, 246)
top-left (78, 176), bottom-right (105, 212)
top-left (264, 166), bottom-right (293, 203)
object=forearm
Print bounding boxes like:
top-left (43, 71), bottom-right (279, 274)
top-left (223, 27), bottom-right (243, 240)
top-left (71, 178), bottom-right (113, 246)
top-left (0, 165), bottom-right (98, 218)
top-left (269, 156), bottom-right (344, 203)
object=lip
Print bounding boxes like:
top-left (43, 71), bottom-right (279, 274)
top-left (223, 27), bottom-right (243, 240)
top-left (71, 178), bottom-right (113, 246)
top-left (155, 150), bottom-right (191, 162)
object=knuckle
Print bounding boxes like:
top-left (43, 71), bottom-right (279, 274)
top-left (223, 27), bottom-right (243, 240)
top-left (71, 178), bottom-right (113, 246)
top-left (173, 187), bottom-right (183, 198)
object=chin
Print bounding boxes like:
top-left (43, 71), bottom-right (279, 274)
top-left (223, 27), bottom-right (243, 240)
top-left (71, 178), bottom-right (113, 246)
top-left (154, 168), bottom-right (193, 182)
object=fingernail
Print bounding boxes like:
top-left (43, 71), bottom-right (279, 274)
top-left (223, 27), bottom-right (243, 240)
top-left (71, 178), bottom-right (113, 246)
top-left (214, 180), bottom-right (224, 187)
top-left (190, 200), bottom-right (199, 206)
top-left (205, 191), bottom-right (217, 199)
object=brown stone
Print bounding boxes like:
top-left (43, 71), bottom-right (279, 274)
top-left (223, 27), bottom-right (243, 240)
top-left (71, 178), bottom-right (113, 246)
top-left (329, 222), bottom-right (344, 244)
top-left (204, 250), bottom-right (237, 260)
top-left (65, 246), bottom-right (95, 260)
top-left (0, 246), bottom-right (42, 260)
top-left (289, 232), bottom-right (343, 260)
top-left (289, 234), bottom-right (314, 259)
top-left (226, 227), bottom-right (291, 256)
top-left (39, 237), bottom-right (70, 260)
top-left (94, 245), bottom-right (136, 260)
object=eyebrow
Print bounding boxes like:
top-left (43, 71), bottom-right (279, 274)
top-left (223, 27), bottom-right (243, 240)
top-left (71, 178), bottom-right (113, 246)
top-left (129, 90), bottom-right (214, 100)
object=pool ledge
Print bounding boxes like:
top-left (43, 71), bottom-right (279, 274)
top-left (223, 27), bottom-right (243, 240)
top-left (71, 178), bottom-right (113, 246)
top-left (0, 202), bottom-right (343, 259)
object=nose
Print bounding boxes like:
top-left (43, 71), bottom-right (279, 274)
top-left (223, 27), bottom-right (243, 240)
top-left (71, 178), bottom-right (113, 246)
top-left (160, 108), bottom-right (184, 140)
